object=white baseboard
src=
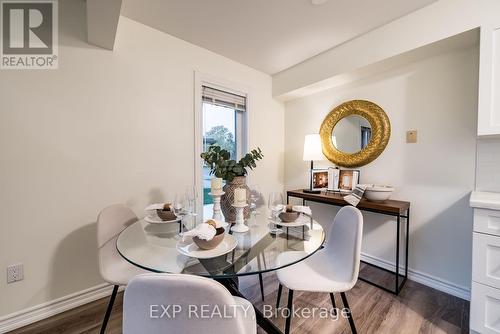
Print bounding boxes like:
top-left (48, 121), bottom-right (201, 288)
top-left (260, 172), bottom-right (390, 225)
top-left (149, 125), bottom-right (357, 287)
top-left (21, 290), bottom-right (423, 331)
top-left (0, 283), bottom-right (117, 333)
top-left (361, 252), bottom-right (471, 301)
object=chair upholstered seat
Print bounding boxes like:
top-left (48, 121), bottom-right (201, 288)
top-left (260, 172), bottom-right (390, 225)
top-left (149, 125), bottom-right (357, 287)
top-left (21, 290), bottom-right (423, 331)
top-left (97, 204), bottom-right (151, 333)
top-left (275, 206), bottom-right (363, 334)
top-left (276, 250), bottom-right (355, 293)
top-left (123, 274), bottom-right (256, 334)
top-left (99, 235), bottom-right (149, 286)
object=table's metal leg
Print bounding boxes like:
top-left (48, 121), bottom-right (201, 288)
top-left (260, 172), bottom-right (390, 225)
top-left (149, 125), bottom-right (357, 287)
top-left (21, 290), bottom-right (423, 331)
top-left (405, 208), bottom-right (410, 279)
top-left (396, 214), bottom-right (400, 293)
top-left (217, 277), bottom-right (283, 334)
top-left (302, 225), bottom-right (305, 240)
top-left (287, 195), bottom-right (289, 205)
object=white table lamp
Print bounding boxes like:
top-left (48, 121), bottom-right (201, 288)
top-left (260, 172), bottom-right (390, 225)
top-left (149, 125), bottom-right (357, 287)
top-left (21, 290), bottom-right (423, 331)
top-left (303, 134), bottom-right (325, 194)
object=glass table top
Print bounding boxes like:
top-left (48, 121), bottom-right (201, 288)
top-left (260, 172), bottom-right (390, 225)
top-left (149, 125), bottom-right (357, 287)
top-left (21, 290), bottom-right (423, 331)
top-left (116, 213), bottom-right (325, 278)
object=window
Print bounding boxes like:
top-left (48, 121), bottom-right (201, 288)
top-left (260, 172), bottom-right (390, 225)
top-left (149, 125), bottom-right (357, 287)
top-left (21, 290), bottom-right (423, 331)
top-left (201, 85), bottom-right (247, 209)
top-left (360, 126), bottom-right (372, 149)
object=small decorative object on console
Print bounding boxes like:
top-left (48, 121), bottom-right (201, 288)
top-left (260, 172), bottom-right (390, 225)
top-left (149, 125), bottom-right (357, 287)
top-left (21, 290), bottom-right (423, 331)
top-left (364, 185), bottom-right (395, 202)
top-left (344, 185), bottom-right (368, 207)
top-left (327, 167), bottom-right (340, 192)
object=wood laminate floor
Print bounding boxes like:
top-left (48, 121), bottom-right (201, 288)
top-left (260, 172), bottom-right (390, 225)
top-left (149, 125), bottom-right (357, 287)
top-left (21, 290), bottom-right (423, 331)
top-left (9, 269), bottom-right (469, 334)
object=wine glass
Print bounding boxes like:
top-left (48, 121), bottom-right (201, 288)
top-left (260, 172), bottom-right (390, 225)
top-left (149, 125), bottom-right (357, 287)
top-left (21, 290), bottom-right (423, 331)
top-left (185, 186), bottom-right (197, 213)
top-left (249, 184), bottom-right (261, 216)
top-left (268, 192), bottom-right (284, 234)
top-left (172, 193), bottom-right (187, 237)
top-left (185, 186), bottom-right (199, 229)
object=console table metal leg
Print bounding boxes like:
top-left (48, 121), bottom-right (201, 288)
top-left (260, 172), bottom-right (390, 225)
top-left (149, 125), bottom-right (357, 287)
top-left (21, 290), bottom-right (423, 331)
top-left (405, 208), bottom-right (410, 279)
top-left (287, 193), bottom-right (410, 295)
top-left (396, 214), bottom-right (400, 293)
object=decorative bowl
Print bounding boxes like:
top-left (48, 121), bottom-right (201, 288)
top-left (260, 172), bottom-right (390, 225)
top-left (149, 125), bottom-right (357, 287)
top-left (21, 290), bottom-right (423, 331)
top-left (279, 211), bottom-right (300, 223)
top-left (364, 185), bottom-right (395, 202)
top-left (156, 209), bottom-right (177, 221)
top-left (193, 227), bottom-right (225, 250)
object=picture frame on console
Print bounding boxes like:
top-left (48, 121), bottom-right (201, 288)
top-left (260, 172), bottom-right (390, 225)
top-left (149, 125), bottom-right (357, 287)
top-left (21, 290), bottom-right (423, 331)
top-left (326, 168), bottom-right (360, 193)
top-left (338, 170), bottom-right (360, 192)
top-left (311, 169), bottom-right (329, 191)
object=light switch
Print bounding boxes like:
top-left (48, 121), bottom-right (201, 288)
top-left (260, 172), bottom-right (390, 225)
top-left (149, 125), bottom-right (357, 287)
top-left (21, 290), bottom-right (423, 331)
top-left (406, 130), bottom-right (417, 143)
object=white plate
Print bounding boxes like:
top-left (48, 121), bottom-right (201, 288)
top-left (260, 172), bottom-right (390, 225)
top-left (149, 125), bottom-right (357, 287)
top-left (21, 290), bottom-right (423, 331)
top-left (272, 214), bottom-right (312, 227)
top-left (144, 216), bottom-right (180, 224)
top-left (176, 234), bottom-right (237, 259)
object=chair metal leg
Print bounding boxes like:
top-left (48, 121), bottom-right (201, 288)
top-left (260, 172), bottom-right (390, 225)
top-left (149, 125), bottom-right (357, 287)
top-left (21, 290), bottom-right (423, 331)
top-left (284, 289), bottom-right (294, 334)
top-left (100, 285), bottom-right (118, 334)
top-left (259, 273), bottom-right (265, 301)
top-left (340, 292), bottom-right (357, 334)
top-left (330, 293), bottom-right (337, 316)
top-left (276, 283), bottom-right (283, 308)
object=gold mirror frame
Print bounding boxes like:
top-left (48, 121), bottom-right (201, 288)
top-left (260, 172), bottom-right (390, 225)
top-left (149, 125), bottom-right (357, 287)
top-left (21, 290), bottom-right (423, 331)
top-left (319, 100), bottom-right (391, 168)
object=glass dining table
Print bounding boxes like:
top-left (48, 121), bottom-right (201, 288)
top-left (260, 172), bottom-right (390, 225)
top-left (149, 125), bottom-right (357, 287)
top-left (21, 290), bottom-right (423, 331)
top-left (116, 212), bottom-right (325, 334)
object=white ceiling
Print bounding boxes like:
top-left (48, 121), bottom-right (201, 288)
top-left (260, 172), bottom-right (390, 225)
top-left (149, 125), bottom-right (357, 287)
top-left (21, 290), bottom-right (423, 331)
top-left (121, 0), bottom-right (436, 75)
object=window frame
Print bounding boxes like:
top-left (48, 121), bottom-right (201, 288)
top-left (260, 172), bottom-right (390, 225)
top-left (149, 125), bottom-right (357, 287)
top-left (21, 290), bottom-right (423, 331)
top-left (194, 72), bottom-right (249, 218)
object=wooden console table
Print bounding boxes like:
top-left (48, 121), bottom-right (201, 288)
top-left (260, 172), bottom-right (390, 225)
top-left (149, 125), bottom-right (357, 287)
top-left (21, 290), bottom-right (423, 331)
top-left (287, 189), bottom-right (410, 295)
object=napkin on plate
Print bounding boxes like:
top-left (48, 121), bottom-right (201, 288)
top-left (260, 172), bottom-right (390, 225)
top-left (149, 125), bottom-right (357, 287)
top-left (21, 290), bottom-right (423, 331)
top-left (274, 204), bottom-right (312, 216)
top-left (292, 205), bottom-right (312, 216)
top-left (144, 203), bottom-right (165, 211)
top-left (208, 220), bottom-right (228, 229)
top-left (182, 224), bottom-right (216, 241)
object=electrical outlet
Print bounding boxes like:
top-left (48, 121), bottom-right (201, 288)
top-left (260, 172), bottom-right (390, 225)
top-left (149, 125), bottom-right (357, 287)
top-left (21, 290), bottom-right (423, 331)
top-left (7, 263), bottom-right (23, 283)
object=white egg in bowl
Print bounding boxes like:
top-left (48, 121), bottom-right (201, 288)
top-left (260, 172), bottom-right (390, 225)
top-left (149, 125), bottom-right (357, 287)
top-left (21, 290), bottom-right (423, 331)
top-left (364, 185), bottom-right (395, 202)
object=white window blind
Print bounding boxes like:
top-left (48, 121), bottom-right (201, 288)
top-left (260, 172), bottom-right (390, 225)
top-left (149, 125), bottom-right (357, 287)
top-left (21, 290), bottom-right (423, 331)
top-left (202, 86), bottom-right (246, 112)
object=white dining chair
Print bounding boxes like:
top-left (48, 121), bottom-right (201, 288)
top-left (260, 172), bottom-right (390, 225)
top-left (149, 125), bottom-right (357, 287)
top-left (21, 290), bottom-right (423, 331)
top-left (97, 204), bottom-right (151, 334)
top-left (275, 206), bottom-right (363, 334)
top-left (123, 273), bottom-right (257, 334)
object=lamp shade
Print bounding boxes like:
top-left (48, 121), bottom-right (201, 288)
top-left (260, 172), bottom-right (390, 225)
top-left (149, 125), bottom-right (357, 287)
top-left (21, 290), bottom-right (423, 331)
top-left (303, 134), bottom-right (325, 161)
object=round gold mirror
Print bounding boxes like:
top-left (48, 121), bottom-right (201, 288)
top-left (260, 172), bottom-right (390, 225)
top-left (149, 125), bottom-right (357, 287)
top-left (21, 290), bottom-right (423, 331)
top-left (320, 100), bottom-right (390, 168)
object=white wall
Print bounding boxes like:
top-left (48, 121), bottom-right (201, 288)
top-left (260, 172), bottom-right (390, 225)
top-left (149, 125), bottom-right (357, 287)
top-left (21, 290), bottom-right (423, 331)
top-left (273, 0), bottom-right (500, 99)
top-left (0, 0), bottom-right (284, 317)
top-left (285, 45), bottom-right (479, 296)
top-left (476, 139), bottom-right (500, 192)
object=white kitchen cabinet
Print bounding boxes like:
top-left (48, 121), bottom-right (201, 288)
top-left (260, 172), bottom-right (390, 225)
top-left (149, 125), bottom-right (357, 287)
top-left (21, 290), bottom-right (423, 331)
top-left (478, 25), bottom-right (500, 136)
top-left (470, 282), bottom-right (500, 334)
top-left (470, 191), bottom-right (500, 333)
top-left (474, 208), bottom-right (500, 237)
top-left (472, 232), bottom-right (500, 289)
